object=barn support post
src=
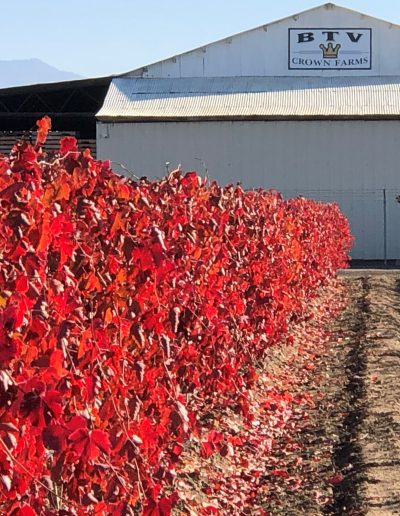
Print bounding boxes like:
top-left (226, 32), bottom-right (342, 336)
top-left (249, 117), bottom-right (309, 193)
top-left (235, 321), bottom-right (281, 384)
top-left (383, 188), bottom-right (388, 266)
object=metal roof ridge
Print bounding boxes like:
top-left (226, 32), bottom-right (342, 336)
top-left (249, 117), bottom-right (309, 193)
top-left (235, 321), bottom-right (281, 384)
top-left (120, 3), bottom-right (400, 78)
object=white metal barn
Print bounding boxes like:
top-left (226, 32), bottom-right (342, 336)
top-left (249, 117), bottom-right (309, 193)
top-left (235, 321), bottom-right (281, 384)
top-left (96, 3), bottom-right (400, 260)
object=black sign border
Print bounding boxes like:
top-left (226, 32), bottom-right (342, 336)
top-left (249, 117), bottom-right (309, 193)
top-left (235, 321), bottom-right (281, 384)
top-left (288, 28), bottom-right (372, 70)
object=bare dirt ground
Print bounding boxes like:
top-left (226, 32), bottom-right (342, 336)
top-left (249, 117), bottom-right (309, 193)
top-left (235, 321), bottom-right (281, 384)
top-left (334, 271), bottom-right (400, 515)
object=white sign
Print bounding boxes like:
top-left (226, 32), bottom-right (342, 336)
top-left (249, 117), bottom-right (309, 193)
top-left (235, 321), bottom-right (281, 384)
top-left (289, 28), bottom-right (372, 70)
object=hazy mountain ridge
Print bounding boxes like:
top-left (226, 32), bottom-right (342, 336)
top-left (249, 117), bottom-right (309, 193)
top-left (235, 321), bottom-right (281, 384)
top-left (0, 58), bottom-right (83, 88)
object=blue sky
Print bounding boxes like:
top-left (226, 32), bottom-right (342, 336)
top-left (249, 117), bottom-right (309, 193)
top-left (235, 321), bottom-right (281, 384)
top-left (2, 0), bottom-right (400, 78)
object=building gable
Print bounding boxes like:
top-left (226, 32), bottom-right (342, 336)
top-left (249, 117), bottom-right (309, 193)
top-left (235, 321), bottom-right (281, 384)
top-left (123, 3), bottom-right (400, 78)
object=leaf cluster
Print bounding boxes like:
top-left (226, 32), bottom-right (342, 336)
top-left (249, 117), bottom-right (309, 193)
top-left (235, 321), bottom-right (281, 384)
top-left (0, 118), bottom-right (352, 514)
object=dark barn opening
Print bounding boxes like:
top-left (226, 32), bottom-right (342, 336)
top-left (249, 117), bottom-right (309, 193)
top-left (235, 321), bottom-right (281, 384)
top-left (0, 76), bottom-right (113, 157)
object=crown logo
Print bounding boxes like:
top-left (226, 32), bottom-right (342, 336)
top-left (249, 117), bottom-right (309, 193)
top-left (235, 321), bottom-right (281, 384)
top-left (319, 42), bottom-right (341, 59)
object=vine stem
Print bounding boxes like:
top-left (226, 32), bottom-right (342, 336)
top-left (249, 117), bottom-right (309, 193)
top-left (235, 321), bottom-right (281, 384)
top-left (0, 437), bottom-right (75, 509)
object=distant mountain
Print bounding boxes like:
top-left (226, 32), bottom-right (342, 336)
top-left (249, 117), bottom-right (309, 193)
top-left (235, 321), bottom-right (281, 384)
top-left (0, 58), bottom-right (83, 88)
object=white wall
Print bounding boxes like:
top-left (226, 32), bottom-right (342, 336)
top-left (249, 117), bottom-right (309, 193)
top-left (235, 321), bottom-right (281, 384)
top-left (99, 6), bottom-right (400, 259)
top-left (97, 120), bottom-right (400, 260)
top-left (125, 5), bottom-right (400, 78)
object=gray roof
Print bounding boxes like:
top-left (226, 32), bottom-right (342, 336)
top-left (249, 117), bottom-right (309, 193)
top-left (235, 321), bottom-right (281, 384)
top-left (96, 77), bottom-right (400, 121)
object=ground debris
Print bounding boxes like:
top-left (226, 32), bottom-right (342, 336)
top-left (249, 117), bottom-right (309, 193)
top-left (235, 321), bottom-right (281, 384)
top-left (174, 280), bottom-right (351, 515)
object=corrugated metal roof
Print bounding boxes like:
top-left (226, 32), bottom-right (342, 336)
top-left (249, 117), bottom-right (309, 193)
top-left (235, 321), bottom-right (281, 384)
top-left (96, 77), bottom-right (400, 120)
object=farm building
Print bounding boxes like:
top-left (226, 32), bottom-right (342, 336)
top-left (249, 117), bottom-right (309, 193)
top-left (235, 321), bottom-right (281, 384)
top-left (96, 3), bottom-right (400, 260)
top-left (0, 77), bottom-right (113, 157)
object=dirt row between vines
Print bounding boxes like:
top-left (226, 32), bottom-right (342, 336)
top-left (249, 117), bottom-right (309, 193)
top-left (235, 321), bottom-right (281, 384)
top-left (334, 271), bottom-right (400, 515)
top-left (174, 272), bottom-right (400, 515)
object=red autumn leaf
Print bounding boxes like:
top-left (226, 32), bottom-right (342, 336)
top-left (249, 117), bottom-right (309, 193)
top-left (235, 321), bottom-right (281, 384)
top-left (206, 430), bottom-right (224, 444)
top-left (132, 247), bottom-right (154, 269)
top-left (90, 429), bottom-right (111, 455)
top-left (143, 495), bottom-right (175, 516)
top-left (85, 271), bottom-right (102, 292)
top-left (0, 182), bottom-right (24, 202)
top-left (66, 415), bottom-right (87, 432)
top-left (43, 390), bottom-right (63, 420)
top-left (15, 506), bottom-right (36, 516)
top-left (36, 116), bottom-right (51, 145)
top-left (327, 473), bottom-right (344, 486)
top-left (49, 349), bottom-right (66, 376)
top-left (0, 335), bottom-right (21, 364)
top-left (2, 302), bottom-right (25, 332)
top-left (42, 424), bottom-right (66, 452)
top-left (116, 182), bottom-right (130, 200)
top-left (271, 469), bottom-right (290, 479)
top-left (69, 428), bottom-right (110, 461)
top-left (15, 275), bottom-right (29, 294)
top-left (109, 212), bottom-right (124, 238)
top-left (0, 450), bottom-right (11, 475)
top-left (69, 428), bottom-right (89, 455)
top-left (55, 181), bottom-right (71, 201)
top-left (200, 441), bottom-right (214, 459)
top-left (181, 171), bottom-right (200, 190)
top-left (36, 211), bottom-right (52, 253)
top-left (60, 136), bottom-right (78, 155)
top-left (50, 213), bottom-right (74, 234)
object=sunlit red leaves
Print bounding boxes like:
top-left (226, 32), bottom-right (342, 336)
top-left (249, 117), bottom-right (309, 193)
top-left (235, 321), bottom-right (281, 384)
top-left (0, 123), bottom-right (351, 513)
top-left (271, 469), bottom-right (290, 479)
top-left (59, 136), bottom-right (78, 155)
top-left (15, 275), bottom-right (29, 294)
top-left (69, 427), bottom-right (110, 461)
top-left (200, 430), bottom-right (225, 459)
top-left (142, 495), bottom-right (177, 516)
top-left (35, 116), bottom-right (51, 146)
top-left (49, 349), bottom-right (67, 376)
top-left (14, 506), bottom-right (36, 516)
top-left (36, 211), bottom-right (52, 253)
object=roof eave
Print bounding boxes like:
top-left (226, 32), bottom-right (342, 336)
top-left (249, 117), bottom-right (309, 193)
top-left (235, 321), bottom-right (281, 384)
top-left (0, 75), bottom-right (117, 96)
top-left (97, 114), bottom-right (400, 123)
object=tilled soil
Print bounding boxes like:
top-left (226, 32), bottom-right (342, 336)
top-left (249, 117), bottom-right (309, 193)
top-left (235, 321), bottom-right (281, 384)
top-left (333, 272), bottom-right (400, 515)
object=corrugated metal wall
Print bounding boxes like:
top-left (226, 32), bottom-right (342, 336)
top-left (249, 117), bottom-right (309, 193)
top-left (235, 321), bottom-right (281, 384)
top-left (97, 120), bottom-right (400, 259)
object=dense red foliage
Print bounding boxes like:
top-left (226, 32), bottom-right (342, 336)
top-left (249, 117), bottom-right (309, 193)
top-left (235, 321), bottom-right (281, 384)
top-left (0, 119), bottom-right (352, 514)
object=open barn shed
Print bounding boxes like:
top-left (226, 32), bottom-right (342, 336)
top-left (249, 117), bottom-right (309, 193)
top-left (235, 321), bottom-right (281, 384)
top-left (96, 3), bottom-right (400, 260)
top-left (0, 76), bottom-right (112, 157)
